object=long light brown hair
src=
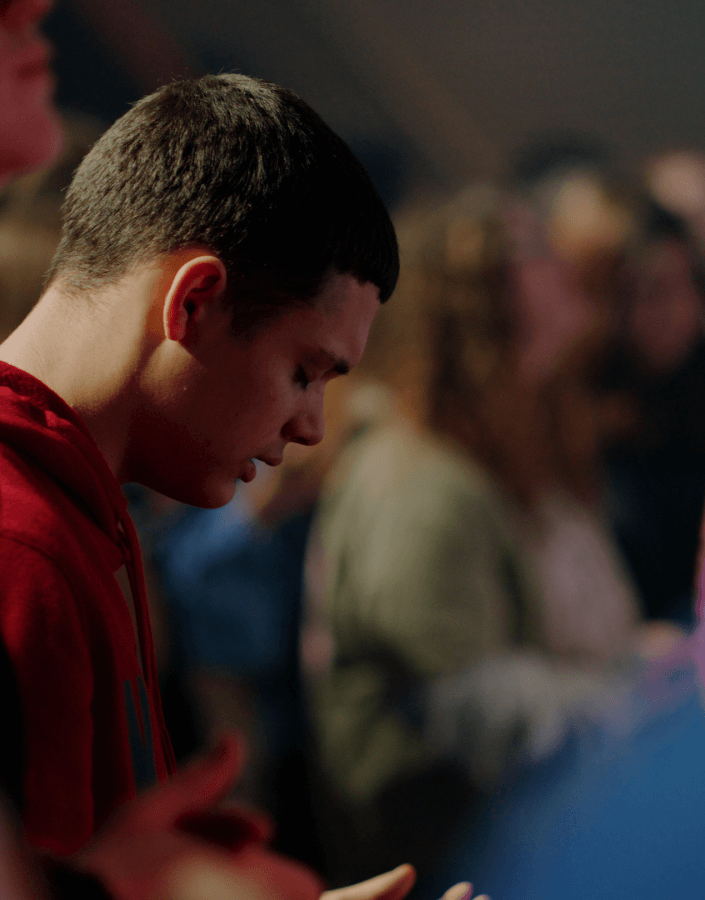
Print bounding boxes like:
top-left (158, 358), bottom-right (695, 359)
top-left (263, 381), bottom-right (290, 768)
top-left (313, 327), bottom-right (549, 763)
top-left (368, 184), bottom-right (604, 506)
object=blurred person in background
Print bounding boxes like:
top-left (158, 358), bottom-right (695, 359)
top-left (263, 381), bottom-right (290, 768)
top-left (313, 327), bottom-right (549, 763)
top-left (428, 490), bottom-right (705, 900)
top-left (302, 183), bottom-right (658, 892)
top-left (428, 607), bottom-right (705, 900)
top-left (602, 196), bottom-right (705, 626)
top-left (414, 148), bottom-right (705, 900)
top-left (129, 456), bottom-right (325, 850)
top-left (137, 374), bottom-right (392, 872)
top-left (0, 112), bottom-right (104, 343)
top-left (646, 148), bottom-right (705, 259)
top-left (513, 137), bottom-right (705, 629)
top-left (0, 0), bottom-right (62, 184)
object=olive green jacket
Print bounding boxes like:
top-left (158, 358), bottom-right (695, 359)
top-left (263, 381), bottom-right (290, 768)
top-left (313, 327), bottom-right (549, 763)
top-left (304, 421), bottom-right (542, 808)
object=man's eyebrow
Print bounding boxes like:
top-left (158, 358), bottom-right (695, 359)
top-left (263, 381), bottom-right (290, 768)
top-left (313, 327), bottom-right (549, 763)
top-left (322, 349), bottom-right (350, 376)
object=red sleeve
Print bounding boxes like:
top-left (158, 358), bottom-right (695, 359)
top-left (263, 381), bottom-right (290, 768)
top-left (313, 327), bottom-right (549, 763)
top-left (0, 537), bottom-right (95, 852)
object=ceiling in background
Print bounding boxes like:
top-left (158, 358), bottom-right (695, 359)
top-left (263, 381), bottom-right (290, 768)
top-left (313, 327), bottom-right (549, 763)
top-left (44, 0), bottom-right (705, 207)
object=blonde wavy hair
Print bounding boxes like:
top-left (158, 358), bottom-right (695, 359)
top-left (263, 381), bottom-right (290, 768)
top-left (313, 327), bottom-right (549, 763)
top-left (366, 185), bottom-right (517, 438)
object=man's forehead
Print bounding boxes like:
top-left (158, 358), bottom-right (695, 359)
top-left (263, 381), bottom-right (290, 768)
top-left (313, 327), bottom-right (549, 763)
top-left (315, 270), bottom-right (379, 305)
top-left (303, 276), bottom-right (380, 373)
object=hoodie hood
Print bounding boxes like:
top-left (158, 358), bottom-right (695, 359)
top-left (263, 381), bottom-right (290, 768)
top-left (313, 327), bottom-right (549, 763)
top-left (0, 362), bottom-right (127, 544)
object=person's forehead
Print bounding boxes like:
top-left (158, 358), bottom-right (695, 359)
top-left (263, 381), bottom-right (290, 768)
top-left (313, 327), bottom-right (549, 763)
top-left (314, 271), bottom-right (381, 308)
top-left (261, 275), bottom-right (377, 366)
top-left (318, 276), bottom-right (380, 363)
top-left (1, 0), bottom-right (51, 25)
top-left (0, 0), bottom-right (29, 30)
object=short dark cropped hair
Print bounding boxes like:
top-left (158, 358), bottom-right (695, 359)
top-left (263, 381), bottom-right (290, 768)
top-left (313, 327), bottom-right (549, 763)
top-left (47, 74), bottom-right (398, 320)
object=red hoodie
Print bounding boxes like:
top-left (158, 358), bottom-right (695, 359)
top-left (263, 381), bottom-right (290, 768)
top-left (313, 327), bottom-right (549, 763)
top-left (0, 362), bottom-right (176, 854)
top-left (0, 364), bottom-right (327, 900)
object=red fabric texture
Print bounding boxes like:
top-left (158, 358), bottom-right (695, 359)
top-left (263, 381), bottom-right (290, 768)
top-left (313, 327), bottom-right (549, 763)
top-left (0, 362), bottom-right (176, 854)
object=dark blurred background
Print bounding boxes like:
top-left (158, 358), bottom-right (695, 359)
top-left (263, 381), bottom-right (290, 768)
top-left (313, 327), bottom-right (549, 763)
top-left (15, 7), bottom-right (705, 898)
top-left (44, 0), bottom-right (705, 207)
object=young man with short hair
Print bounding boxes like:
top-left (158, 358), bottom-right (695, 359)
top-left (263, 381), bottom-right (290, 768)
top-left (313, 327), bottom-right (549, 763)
top-left (0, 9), bottom-right (484, 900)
top-left (0, 71), bottom-right (396, 859)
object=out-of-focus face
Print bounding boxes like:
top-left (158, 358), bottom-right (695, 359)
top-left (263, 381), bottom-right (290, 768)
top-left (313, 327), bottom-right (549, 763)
top-left (0, 0), bottom-right (63, 183)
top-left (629, 238), bottom-right (703, 373)
top-left (506, 203), bottom-right (598, 383)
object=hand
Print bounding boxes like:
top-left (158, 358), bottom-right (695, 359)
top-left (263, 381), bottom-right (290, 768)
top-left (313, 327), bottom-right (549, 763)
top-left (75, 733), bottom-right (324, 900)
top-left (320, 865), bottom-right (416, 900)
top-left (320, 866), bottom-right (488, 900)
top-left (635, 620), bottom-right (688, 661)
top-left (438, 883), bottom-right (490, 900)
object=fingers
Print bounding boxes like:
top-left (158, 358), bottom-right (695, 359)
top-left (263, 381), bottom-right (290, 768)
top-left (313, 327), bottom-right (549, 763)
top-left (134, 733), bottom-right (245, 828)
top-left (440, 884), bottom-right (473, 900)
top-left (320, 864), bottom-right (417, 900)
top-left (439, 886), bottom-right (491, 900)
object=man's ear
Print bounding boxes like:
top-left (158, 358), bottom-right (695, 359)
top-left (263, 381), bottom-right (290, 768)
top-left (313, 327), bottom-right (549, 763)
top-left (163, 255), bottom-right (228, 343)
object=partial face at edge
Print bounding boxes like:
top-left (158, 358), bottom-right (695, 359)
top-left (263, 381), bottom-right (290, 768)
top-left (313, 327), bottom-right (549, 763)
top-left (0, 0), bottom-right (63, 182)
top-left (149, 272), bottom-right (381, 508)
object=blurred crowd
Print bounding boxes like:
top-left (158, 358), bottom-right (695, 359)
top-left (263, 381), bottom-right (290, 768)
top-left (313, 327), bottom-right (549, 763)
top-left (5, 124), bottom-right (705, 898)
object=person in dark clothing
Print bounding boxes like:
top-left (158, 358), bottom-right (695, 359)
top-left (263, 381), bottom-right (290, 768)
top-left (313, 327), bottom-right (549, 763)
top-left (603, 202), bottom-right (705, 625)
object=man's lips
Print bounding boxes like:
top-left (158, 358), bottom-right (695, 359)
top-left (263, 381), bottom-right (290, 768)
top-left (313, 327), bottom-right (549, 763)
top-left (240, 460), bottom-right (257, 483)
top-left (258, 455), bottom-right (283, 467)
top-left (239, 454), bottom-right (284, 484)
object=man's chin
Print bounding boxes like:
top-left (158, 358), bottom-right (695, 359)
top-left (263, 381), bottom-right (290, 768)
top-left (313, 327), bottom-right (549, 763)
top-left (160, 479), bottom-right (238, 510)
top-left (198, 482), bottom-right (239, 509)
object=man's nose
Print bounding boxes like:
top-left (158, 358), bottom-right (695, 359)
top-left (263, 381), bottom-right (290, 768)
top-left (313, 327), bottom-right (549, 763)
top-left (284, 397), bottom-right (325, 447)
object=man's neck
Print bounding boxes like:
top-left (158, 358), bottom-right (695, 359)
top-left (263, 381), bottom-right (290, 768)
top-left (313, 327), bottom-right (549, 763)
top-left (0, 273), bottom-right (161, 481)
